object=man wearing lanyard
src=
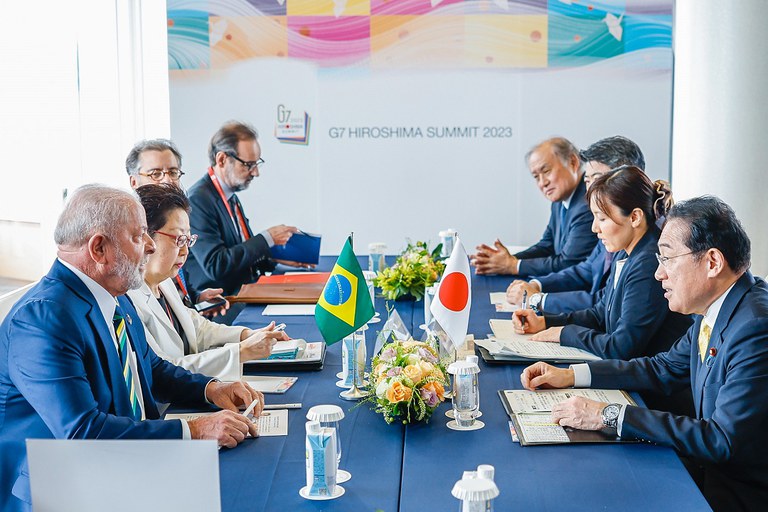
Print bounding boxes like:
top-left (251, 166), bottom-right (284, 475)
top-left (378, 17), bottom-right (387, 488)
top-left (185, 121), bottom-right (304, 298)
top-left (125, 138), bottom-right (229, 317)
top-left (520, 197), bottom-right (768, 511)
top-left (0, 185), bottom-right (264, 512)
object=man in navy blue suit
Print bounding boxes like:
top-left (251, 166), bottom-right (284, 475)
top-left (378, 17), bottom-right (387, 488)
top-left (521, 196), bottom-right (768, 511)
top-left (185, 121), bottom-right (307, 297)
top-left (505, 136), bottom-right (646, 313)
top-left (0, 185), bottom-right (264, 512)
top-left (472, 137), bottom-right (597, 277)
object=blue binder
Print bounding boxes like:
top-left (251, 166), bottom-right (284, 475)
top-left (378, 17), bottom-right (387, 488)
top-left (270, 231), bottom-right (321, 264)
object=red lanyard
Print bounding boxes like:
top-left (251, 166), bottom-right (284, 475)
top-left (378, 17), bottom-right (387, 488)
top-left (207, 167), bottom-right (250, 241)
top-left (174, 274), bottom-right (188, 297)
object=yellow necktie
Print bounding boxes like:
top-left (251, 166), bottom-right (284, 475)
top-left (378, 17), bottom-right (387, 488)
top-left (698, 322), bottom-right (711, 363)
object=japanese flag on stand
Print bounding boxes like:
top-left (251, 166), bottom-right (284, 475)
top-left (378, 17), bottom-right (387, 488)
top-left (430, 238), bottom-right (472, 351)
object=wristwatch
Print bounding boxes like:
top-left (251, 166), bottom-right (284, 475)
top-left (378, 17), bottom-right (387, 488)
top-left (528, 293), bottom-right (543, 313)
top-left (601, 403), bottom-right (622, 429)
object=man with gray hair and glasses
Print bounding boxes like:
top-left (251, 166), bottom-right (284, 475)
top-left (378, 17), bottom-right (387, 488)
top-left (125, 138), bottom-right (185, 189)
top-left (0, 185), bottom-right (266, 512)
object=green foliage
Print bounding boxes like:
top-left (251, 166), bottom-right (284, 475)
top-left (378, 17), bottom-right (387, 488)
top-left (373, 241), bottom-right (445, 300)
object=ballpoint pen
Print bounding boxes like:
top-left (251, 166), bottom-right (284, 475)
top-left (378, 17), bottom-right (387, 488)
top-left (264, 403), bottom-right (302, 410)
top-left (521, 290), bottom-right (528, 329)
top-left (274, 323), bottom-right (287, 333)
top-left (242, 397), bottom-right (260, 418)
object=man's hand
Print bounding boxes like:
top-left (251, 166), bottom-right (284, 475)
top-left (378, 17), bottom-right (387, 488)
top-left (471, 239), bottom-right (519, 275)
top-left (520, 362), bottom-right (575, 390)
top-left (196, 288), bottom-right (229, 318)
top-left (187, 410), bottom-right (257, 448)
top-left (512, 309), bottom-right (545, 334)
top-left (205, 381), bottom-right (264, 416)
top-left (551, 397), bottom-right (608, 431)
top-left (506, 280), bottom-right (540, 305)
top-left (530, 326), bottom-right (563, 343)
top-left (267, 225), bottom-right (299, 245)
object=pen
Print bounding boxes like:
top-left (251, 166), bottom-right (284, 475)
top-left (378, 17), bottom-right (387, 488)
top-left (242, 397), bottom-right (260, 418)
top-left (264, 403), bottom-right (302, 410)
top-left (274, 323), bottom-right (286, 333)
top-left (521, 290), bottom-right (528, 329)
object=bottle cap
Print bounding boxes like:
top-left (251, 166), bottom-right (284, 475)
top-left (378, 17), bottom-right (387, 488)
top-left (447, 360), bottom-right (480, 375)
top-left (477, 465), bottom-right (495, 481)
top-left (305, 420), bottom-right (321, 434)
top-left (368, 242), bottom-right (387, 252)
top-left (466, 355), bottom-right (479, 365)
top-left (439, 229), bottom-right (457, 237)
top-left (306, 404), bottom-right (345, 423)
top-left (451, 477), bottom-right (499, 502)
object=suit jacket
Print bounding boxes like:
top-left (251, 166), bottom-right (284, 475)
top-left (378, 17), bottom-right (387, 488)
top-left (546, 228), bottom-right (693, 359)
top-left (514, 178), bottom-right (597, 276)
top-left (128, 279), bottom-right (244, 381)
top-left (588, 272), bottom-right (768, 511)
top-left (0, 261), bottom-right (211, 511)
top-left (186, 173), bottom-right (275, 296)
top-left (534, 242), bottom-right (610, 313)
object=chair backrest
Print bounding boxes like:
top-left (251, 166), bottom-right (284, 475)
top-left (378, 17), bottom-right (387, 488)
top-left (27, 439), bottom-right (221, 512)
top-left (0, 282), bottom-right (36, 323)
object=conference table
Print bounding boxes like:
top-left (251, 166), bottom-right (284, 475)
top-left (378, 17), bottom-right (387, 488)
top-left (215, 257), bottom-right (710, 511)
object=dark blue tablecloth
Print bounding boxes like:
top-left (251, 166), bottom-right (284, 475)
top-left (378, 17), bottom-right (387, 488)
top-left (219, 258), bottom-right (710, 511)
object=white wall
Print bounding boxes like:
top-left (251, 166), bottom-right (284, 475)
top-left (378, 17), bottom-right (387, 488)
top-left (172, 54), bottom-right (672, 256)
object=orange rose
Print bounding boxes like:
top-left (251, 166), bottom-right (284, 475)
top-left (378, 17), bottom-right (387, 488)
top-left (386, 381), bottom-right (413, 403)
top-left (422, 381), bottom-right (445, 402)
top-left (402, 364), bottom-right (423, 383)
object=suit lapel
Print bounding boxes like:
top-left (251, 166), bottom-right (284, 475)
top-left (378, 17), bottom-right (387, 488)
top-left (692, 272), bottom-right (755, 417)
top-left (205, 177), bottom-right (241, 243)
top-left (159, 278), bottom-right (198, 354)
top-left (50, 261), bottom-right (133, 416)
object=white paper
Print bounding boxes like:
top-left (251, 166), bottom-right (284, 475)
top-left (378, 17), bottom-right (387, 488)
top-left (475, 336), bottom-right (601, 362)
top-left (165, 409), bottom-right (289, 437)
top-left (271, 339), bottom-right (302, 355)
top-left (241, 375), bottom-right (298, 393)
top-left (515, 413), bottom-right (570, 443)
top-left (489, 292), bottom-right (518, 312)
top-left (503, 389), bottom-right (634, 414)
top-left (263, 304), bottom-right (316, 316)
top-left (489, 319), bottom-right (524, 340)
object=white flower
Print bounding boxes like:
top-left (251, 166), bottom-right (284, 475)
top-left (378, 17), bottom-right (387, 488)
top-left (376, 378), bottom-right (390, 398)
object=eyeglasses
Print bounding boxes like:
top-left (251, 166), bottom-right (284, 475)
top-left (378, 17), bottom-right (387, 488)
top-left (656, 251), bottom-right (697, 268)
top-left (154, 230), bottom-right (198, 248)
top-left (227, 152), bottom-right (265, 172)
top-left (138, 168), bottom-right (185, 181)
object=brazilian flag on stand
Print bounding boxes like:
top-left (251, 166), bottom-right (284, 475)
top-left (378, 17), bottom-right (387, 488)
top-left (315, 237), bottom-right (375, 344)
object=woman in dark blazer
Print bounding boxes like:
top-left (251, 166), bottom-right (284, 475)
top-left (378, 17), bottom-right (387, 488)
top-left (514, 166), bottom-right (692, 360)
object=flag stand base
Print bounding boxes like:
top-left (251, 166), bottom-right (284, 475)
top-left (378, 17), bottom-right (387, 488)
top-left (339, 384), bottom-right (368, 401)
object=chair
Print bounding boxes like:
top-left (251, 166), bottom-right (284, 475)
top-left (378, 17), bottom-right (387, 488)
top-left (0, 282), bottom-right (36, 323)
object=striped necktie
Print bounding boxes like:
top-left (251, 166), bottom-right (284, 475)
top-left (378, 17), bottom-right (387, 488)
top-left (113, 307), bottom-right (142, 421)
top-left (698, 321), bottom-right (712, 363)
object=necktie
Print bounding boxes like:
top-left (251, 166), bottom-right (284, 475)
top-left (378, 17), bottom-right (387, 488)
top-left (558, 205), bottom-right (568, 248)
top-left (229, 195), bottom-right (243, 240)
top-left (113, 307), bottom-right (142, 421)
top-left (698, 321), bottom-right (712, 363)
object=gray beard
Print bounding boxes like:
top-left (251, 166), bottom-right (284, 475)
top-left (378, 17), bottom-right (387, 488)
top-left (113, 251), bottom-right (144, 291)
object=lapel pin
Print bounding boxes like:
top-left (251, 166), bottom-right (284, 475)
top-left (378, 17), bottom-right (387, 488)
top-left (709, 347), bottom-right (717, 357)
top-left (126, 314), bottom-right (132, 325)
top-left (705, 347), bottom-right (717, 368)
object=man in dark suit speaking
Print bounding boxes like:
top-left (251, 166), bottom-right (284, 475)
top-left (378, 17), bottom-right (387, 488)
top-left (472, 137), bottom-right (597, 277)
top-left (0, 185), bottom-right (264, 512)
top-left (521, 196), bottom-right (768, 511)
top-left (185, 121), bottom-right (305, 297)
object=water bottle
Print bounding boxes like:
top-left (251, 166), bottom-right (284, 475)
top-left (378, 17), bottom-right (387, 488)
top-left (449, 356), bottom-right (480, 428)
top-left (439, 229), bottom-right (457, 258)
top-left (451, 468), bottom-right (499, 512)
top-left (368, 243), bottom-right (387, 273)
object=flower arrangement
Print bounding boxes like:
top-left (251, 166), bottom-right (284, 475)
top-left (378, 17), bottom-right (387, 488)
top-left (373, 241), bottom-right (445, 300)
top-left (367, 339), bottom-right (450, 424)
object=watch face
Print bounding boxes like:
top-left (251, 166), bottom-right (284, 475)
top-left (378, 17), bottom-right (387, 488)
top-left (602, 404), bottom-right (620, 427)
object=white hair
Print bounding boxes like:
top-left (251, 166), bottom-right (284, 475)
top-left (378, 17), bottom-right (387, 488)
top-left (54, 184), bottom-right (140, 247)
